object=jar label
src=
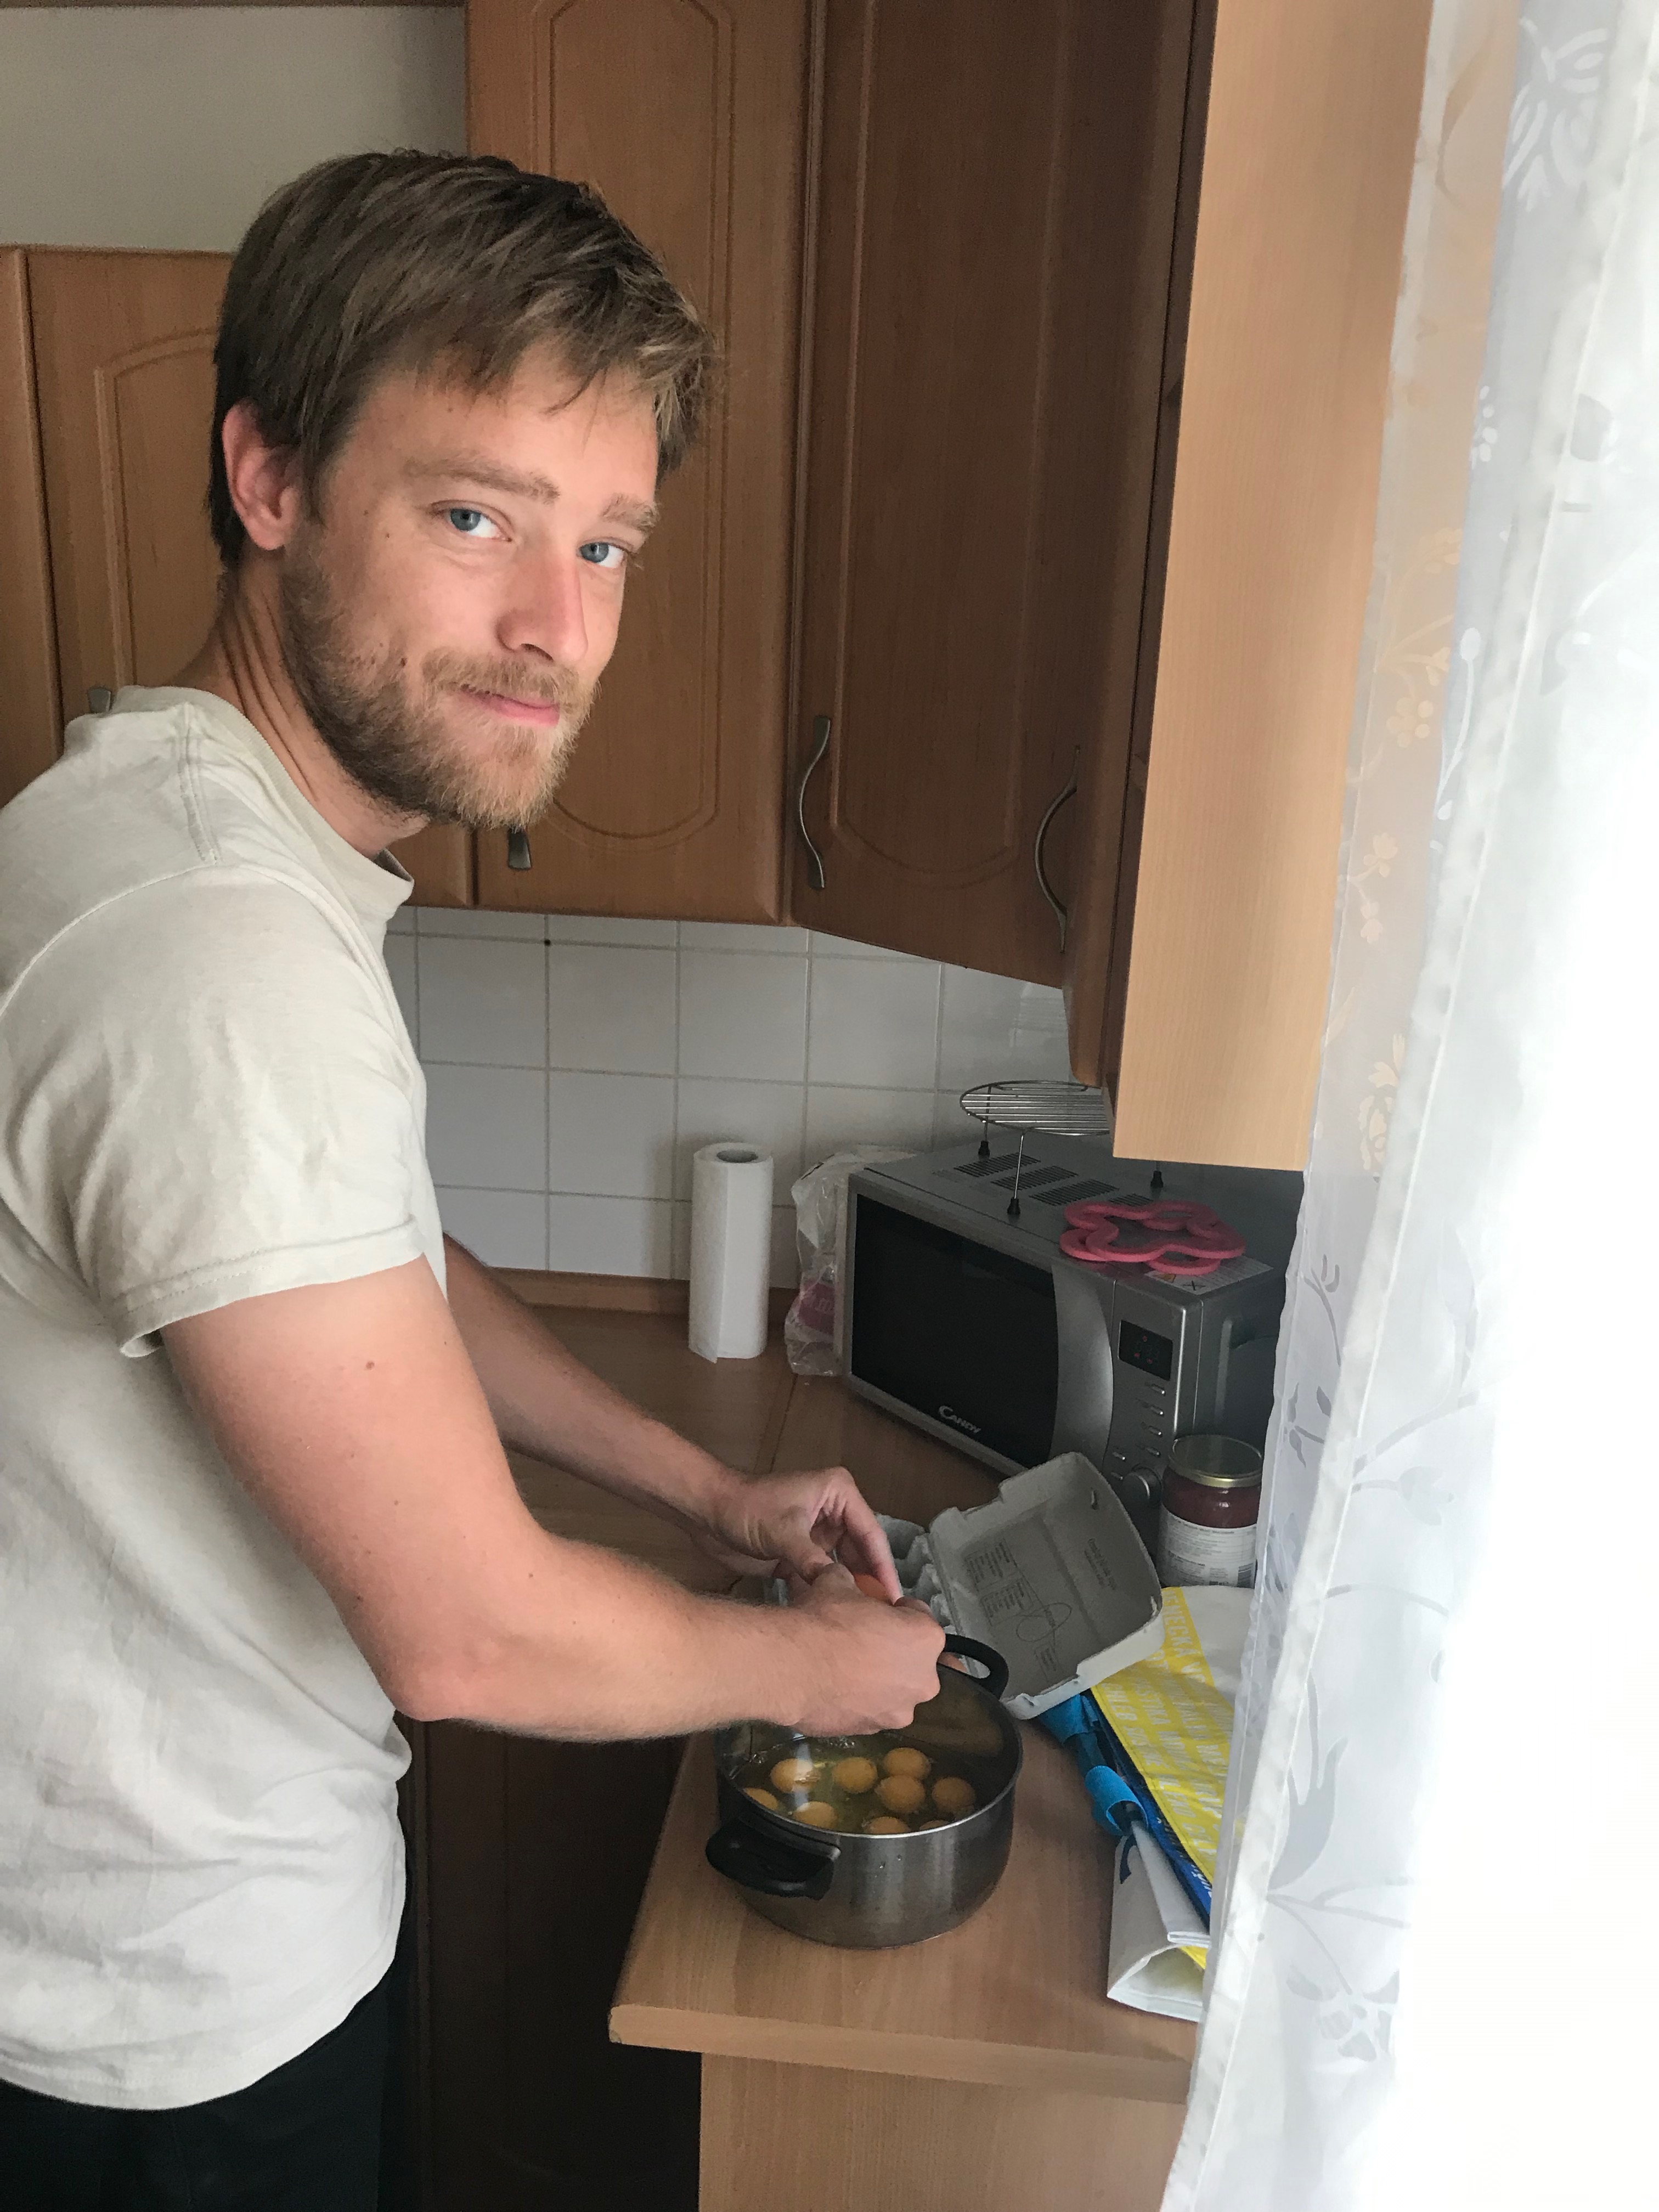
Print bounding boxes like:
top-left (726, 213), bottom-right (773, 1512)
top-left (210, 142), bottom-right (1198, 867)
top-left (1158, 1508), bottom-right (1257, 1588)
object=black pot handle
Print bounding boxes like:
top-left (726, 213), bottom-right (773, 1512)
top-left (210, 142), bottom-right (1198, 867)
top-left (705, 1816), bottom-right (839, 1900)
top-left (943, 1633), bottom-right (1010, 1703)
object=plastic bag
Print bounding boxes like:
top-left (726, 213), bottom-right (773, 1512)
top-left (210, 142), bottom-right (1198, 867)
top-left (782, 1147), bottom-right (910, 1375)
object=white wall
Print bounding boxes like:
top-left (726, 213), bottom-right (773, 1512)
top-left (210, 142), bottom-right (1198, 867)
top-left (0, 8), bottom-right (465, 251)
top-left (385, 911), bottom-right (1076, 1280)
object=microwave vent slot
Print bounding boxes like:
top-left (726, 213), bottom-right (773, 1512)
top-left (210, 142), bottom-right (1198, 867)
top-left (1032, 1176), bottom-right (1119, 1206)
top-left (988, 1163), bottom-right (1073, 1192)
top-left (952, 1153), bottom-right (1021, 1179)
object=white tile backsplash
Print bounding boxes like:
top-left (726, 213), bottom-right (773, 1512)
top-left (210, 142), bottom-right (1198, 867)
top-left (548, 943), bottom-right (678, 1074)
top-left (804, 1085), bottom-right (940, 1161)
top-left (419, 936), bottom-right (546, 1066)
top-left (809, 930), bottom-right (928, 963)
top-left (384, 934), bottom-right (419, 1046)
top-left (425, 1064), bottom-right (546, 1190)
top-left (416, 906), bottom-right (548, 939)
top-left (435, 1187), bottom-right (548, 1270)
top-left (679, 950), bottom-right (809, 1082)
top-left (806, 957), bottom-right (941, 1090)
top-left (934, 1090), bottom-right (984, 1146)
top-left (548, 1194), bottom-right (675, 1276)
top-left (403, 913), bottom-right (1084, 1283)
top-left (543, 914), bottom-right (678, 946)
top-left (680, 921), bottom-right (809, 952)
top-left (936, 965), bottom-right (1072, 1093)
top-left (547, 1071), bottom-right (675, 1198)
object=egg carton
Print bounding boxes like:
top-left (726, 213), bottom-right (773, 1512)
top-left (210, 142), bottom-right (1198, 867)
top-left (772, 1453), bottom-right (1165, 1720)
top-left (876, 1515), bottom-right (960, 1629)
top-left (763, 1519), bottom-right (956, 1624)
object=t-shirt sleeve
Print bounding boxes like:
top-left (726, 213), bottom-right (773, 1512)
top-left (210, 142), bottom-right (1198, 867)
top-left (7, 870), bottom-right (430, 1354)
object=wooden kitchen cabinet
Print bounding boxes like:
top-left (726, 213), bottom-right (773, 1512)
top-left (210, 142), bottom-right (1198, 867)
top-left (0, 245), bottom-right (472, 902)
top-left (405, 1719), bottom-right (701, 2212)
top-left (787, 0), bottom-right (1199, 988)
top-left (1066, 0), bottom-right (1438, 1162)
top-left (466, 0), bottom-right (809, 922)
top-left (1, 0), bottom-right (1448, 1171)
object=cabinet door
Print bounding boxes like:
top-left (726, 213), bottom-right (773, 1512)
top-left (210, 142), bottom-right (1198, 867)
top-left (0, 251), bottom-right (60, 810)
top-left (787, 0), bottom-right (1193, 984)
top-left (20, 249), bottom-right (470, 904)
top-left (415, 1724), bottom-right (699, 2212)
top-left (1080, 0), bottom-right (1433, 1166)
top-left (468, 0), bottom-right (808, 921)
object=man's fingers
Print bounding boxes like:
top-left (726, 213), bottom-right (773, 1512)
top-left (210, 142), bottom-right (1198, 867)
top-left (789, 1560), bottom-right (855, 1604)
top-left (778, 1529), bottom-right (838, 1582)
top-left (827, 1492), bottom-right (904, 1601)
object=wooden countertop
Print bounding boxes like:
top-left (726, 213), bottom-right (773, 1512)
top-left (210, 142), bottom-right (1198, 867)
top-left (612, 1731), bottom-right (1195, 2104)
top-left (504, 1290), bottom-right (1197, 2109)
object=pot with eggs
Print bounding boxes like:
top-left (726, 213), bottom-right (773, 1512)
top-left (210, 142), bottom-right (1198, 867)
top-left (704, 1636), bottom-right (1022, 1948)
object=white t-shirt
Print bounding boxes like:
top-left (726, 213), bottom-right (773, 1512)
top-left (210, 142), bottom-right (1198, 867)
top-left (0, 686), bottom-right (445, 2109)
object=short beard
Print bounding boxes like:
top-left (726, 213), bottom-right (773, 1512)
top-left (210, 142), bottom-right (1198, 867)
top-left (278, 537), bottom-right (593, 831)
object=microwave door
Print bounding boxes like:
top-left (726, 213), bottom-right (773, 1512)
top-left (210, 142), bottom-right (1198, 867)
top-left (844, 1193), bottom-right (1060, 1472)
top-left (1051, 1261), bottom-right (1115, 1468)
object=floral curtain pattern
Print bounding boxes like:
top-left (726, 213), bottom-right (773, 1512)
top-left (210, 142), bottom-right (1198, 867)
top-left (1206, 0), bottom-right (1522, 1970)
top-left (1167, 3), bottom-right (1658, 2205)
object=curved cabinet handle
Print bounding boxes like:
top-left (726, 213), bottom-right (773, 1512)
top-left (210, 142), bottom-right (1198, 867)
top-left (506, 827), bottom-right (533, 871)
top-left (795, 714), bottom-right (832, 893)
top-left (1034, 749), bottom-right (1080, 950)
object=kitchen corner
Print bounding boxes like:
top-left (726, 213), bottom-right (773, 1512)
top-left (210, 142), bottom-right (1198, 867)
top-left (420, 1291), bottom-right (1193, 2212)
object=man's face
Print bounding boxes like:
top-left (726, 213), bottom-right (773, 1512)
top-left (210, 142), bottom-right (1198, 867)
top-left (275, 355), bottom-right (661, 830)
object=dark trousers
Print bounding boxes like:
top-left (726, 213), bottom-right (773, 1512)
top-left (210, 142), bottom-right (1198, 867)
top-left (0, 1946), bottom-right (408, 2212)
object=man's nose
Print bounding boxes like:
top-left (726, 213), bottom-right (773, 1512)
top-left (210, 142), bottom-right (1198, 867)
top-left (498, 549), bottom-right (589, 668)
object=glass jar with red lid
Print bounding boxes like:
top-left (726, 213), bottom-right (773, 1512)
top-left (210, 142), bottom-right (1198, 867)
top-left (1158, 1436), bottom-right (1263, 1588)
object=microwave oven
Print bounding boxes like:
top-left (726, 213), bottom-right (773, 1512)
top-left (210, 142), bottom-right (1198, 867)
top-left (843, 1138), bottom-right (1301, 1532)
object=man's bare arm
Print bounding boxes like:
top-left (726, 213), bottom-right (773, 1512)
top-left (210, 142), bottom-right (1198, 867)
top-left (164, 1259), bottom-right (941, 1739)
top-left (442, 1233), bottom-right (741, 1530)
top-left (441, 1236), bottom-right (903, 1594)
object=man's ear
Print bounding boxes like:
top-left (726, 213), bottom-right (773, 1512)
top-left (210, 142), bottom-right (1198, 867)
top-left (220, 400), bottom-right (305, 554)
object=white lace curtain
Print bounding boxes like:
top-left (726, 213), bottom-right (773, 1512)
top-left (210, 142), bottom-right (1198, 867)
top-left (1167, 3), bottom-right (1659, 2204)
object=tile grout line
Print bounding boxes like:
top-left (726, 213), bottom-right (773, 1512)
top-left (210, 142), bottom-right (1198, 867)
top-left (541, 915), bottom-right (552, 1269)
top-left (671, 923), bottom-right (684, 1279)
top-left (426, 1060), bottom-right (935, 1090)
top-left (798, 932), bottom-right (816, 1181)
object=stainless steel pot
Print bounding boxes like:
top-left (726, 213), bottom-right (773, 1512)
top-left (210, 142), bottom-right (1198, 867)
top-left (705, 1637), bottom-right (1022, 1949)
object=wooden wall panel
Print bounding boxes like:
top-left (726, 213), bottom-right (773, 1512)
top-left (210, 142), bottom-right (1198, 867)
top-left (1105, 0), bottom-right (1437, 1167)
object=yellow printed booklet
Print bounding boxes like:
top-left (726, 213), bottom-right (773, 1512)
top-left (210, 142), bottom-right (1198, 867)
top-left (1088, 1585), bottom-right (1250, 2019)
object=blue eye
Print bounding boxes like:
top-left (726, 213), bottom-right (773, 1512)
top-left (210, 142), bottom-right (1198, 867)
top-left (445, 507), bottom-right (500, 538)
top-left (578, 540), bottom-right (628, 571)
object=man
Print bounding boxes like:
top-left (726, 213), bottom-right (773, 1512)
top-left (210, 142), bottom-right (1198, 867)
top-left (0, 152), bottom-right (943, 2207)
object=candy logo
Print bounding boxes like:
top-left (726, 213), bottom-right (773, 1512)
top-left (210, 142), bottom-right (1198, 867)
top-left (937, 1405), bottom-right (982, 1435)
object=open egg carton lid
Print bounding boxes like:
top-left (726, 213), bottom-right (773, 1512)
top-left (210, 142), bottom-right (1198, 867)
top-left (771, 1453), bottom-right (1164, 1721)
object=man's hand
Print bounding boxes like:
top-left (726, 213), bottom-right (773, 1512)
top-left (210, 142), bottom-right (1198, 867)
top-left (788, 1566), bottom-right (944, 1734)
top-left (165, 1259), bottom-right (939, 1742)
top-left (692, 1465), bottom-right (904, 1597)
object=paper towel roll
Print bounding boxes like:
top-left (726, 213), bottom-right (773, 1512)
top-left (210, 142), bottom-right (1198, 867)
top-left (688, 1142), bottom-right (775, 1362)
